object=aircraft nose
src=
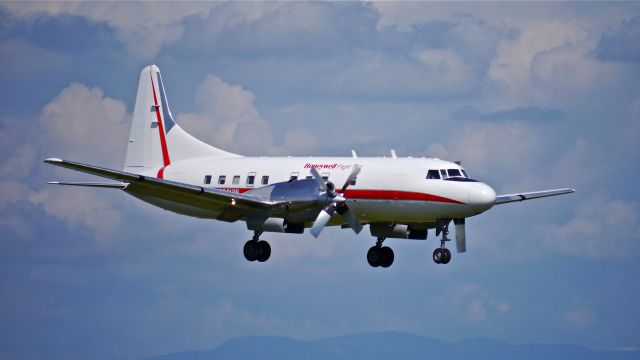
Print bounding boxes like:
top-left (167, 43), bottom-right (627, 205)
top-left (467, 182), bottom-right (496, 214)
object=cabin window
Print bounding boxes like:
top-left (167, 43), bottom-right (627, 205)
top-left (447, 169), bottom-right (462, 177)
top-left (322, 172), bottom-right (330, 181)
top-left (232, 175), bottom-right (240, 185)
top-left (426, 170), bottom-right (440, 180)
top-left (261, 175), bottom-right (269, 185)
top-left (440, 169), bottom-right (448, 179)
top-left (204, 175), bottom-right (212, 184)
top-left (305, 176), bottom-right (313, 179)
top-left (218, 175), bottom-right (226, 185)
top-left (289, 172), bottom-right (299, 181)
top-left (246, 175), bottom-right (255, 186)
top-left (350, 177), bottom-right (357, 186)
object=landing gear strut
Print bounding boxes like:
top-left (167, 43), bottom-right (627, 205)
top-left (243, 231), bottom-right (271, 262)
top-left (367, 237), bottom-right (394, 268)
top-left (433, 220), bottom-right (452, 264)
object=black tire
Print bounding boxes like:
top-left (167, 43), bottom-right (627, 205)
top-left (256, 241), bottom-right (271, 262)
top-left (380, 246), bottom-right (394, 268)
top-left (367, 246), bottom-right (380, 267)
top-left (441, 248), bottom-right (451, 264)
top-left (432, 248), bottom-right (443, 264)
top-left (243, 240), bottom-right (258, 261)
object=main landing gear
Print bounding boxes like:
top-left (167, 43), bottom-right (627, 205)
top-left (367, 237), bottom-right (394, 268)
top-left (433, 220), bottom-right (452, 264)
top-left (243, 231), bottom-right (271, 262)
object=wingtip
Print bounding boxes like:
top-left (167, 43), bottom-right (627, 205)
top-left (44, 157), bottom-right (63, 164)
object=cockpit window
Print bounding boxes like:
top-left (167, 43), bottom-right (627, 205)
top-left (426, 170), bottom-right (441, 180)
top-left (461, 169), bottom-right (469, 178)
top-left (440, 169), bottom-right (448, 179)
top-left (447, 169), bottom-right (462, 177)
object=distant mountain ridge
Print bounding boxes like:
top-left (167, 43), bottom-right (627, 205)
top-left (144, 331), bottom-right (638, 360)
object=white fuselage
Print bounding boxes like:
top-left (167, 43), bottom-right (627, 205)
top-left (144, 156), bottom-right (497, 225)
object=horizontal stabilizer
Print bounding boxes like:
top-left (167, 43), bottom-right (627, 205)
top-left (495, 188), bottom-right (575, 205)
top-left (48, 181), bottom-right (127, 189)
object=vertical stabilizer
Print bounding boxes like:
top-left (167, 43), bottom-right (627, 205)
top-left (124, 65), bottom-right (239, 176)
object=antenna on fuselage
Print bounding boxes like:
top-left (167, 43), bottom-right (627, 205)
top-left (351, 150), bottom-right (358, 158)
top-left (390, 149), bottom-right (397, 159)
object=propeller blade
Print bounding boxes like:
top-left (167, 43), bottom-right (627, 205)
top-left (336, 205), bottom-right (363, 234)
top-left (341, 164), bottom-right (361, 192)
top-left (309, 205), bottom-right (336, 238)
top-left (309, 167), bottom-right (326, 192)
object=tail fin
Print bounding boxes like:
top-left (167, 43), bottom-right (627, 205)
top-left (124, 65), bottom-right (239, 176)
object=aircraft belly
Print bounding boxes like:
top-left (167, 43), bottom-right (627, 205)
top-left (126, 189), bottom-right (224, 219)
top-left (350, 199), bottom-right (470, 222)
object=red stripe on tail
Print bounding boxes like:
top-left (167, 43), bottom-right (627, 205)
top-left (150, 71), bottom-right (170, 178)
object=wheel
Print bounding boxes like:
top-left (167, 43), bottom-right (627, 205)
top-left (432, 248), bottom-right (443, 264)
top-left (256, 241), bottom-right (271, 262)
top-left (243, 240), bottom-right (258, 261)
top-left (380, 246), bottom-right (394, 268)
top-left (441, 248), bottom-right (451, 264)
top-left (367, 246), bottom-right (380, 267)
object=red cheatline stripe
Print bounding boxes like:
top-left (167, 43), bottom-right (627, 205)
top-left (213, 187), bottom-right (464, 204)
top-left (342, 189), bottom-right (464, 204)
top-left (150, 70), bottom-right (170, 178)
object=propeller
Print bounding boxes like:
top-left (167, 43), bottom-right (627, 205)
top-left (309, 165), bottom-right (362, 238)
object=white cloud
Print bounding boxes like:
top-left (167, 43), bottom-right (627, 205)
top-left (0, 144), bottom-right (36, 180)
top-left (39, 83), bottom-right (129, 168)
top-left (7, 83), bottom-right (135, 239)
top-left (537, 195), bottom-right (640, 258)
top-left (28, 186), bottom-right (124, 241)
top-left (372, 2), bottom-right (459, 31)
top-left (333, 50), bottom-right (477, 98)
top-left (177, 74), bottom-right (321, 156)
top-left (282, 128), bottom-right (319, 155)
top-left (426, 122), bottom-right (540, 178)
top-left (487, 21), bottom-right (588, 108)
top-left (414, 48), bottom-right (474, 92)
top-left (372, 2), bottom-right (573, 31)
top-left (177, 74), bottom-right (275, 155)
top-left (5, 2), bottom-right (219, 58)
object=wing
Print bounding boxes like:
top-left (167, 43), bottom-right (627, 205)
top-left (44, 158), bottom-right (276, 220)
top-left (494, 188), bottom-right (575, 205)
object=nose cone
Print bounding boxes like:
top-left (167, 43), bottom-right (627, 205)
top-left (467, 182), bottom-right (496, 214)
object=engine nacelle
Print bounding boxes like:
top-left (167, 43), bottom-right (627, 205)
top-left (246, 218), bottom-right (305, 234)
top-left (370, 223), bottom-right (428, 240)
top-left (245, 178), bottom-right (323, 218)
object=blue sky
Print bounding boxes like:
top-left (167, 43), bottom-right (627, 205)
top-left (1, 2), bottom-right (639, 359)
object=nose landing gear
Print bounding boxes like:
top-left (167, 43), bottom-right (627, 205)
top-left (433, 220), bottom-right (452, 264)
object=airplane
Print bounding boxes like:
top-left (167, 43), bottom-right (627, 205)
top-left (45, 65), bottom-right (575, 268)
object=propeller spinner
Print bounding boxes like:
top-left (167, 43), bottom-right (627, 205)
top-left (309, 165), bottom-right (363, 237)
